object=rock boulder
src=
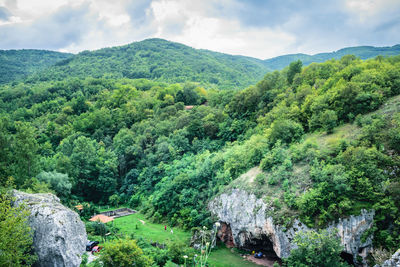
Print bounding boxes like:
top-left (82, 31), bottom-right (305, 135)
top-left (13, 190), bottom-right (87, 267)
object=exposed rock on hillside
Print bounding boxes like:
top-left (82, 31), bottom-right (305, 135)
top-left (374, 249), bottom-right (400, 267)
top-left (209, 189), bottom-right (374, 266)
top-left (13, 190), bottom-right (87, 267)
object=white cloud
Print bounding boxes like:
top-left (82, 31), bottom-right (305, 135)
top-left (149, 0), bottom-right (296, 58)
top-left (345, 0), bottom-right (400, 23)
top-left (0, 0), bottom-right (399, 58)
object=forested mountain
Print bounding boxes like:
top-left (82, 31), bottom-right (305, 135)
top-left (0, 50), bottom-right (72, 84)
top-left (1, 39), bottom-right (400, 266)
top-left (263, 44), bottom-right (400, 70)
top-left (2, 40), bottom-right (399, 90)
top-left (1, 52), bottom-right (400, 263)
top-left (26, 38), bottom-right (269, 89)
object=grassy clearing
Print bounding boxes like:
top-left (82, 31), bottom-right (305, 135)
top-left (208, 246), bottom-right (261, 267)
top-left (97, 209), bottom-right (260, 267)
top-left (113, 212), bottom-right (191, 245)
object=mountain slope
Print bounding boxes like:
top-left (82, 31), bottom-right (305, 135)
top-left (263, 44), bottom-right (400, 70)
top-left (0, 49), bottom-right (72, 84)
top-left (29, 38), bottom-right (270, 89)
top-left (2, 40), bottom-right (399, 89)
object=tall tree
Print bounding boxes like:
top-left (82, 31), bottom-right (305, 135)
top-left (11, 122), bottom-right (39, 186)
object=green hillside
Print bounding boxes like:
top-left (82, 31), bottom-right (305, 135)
top-left (263, 44), bottom-right (400, 70)
top-left (2, 40), bottom-right (399, 91)
top-left (27, 38), bottom-right (269, 89)
top-left (1, 42), bottom-right (400, 266)
top-left (0, 49), bottom-right (72, 84)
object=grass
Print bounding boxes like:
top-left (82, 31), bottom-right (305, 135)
top-left (113, 212), bottom-right (191, 245)
top-left (208, 245), bottom-right (261, 267)
top-left (95, 208), bottom-right (261, 267)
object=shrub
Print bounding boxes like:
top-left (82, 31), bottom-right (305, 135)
top-left (99, 238), bottom-right (153, 267)
top-left (255, 173), bottom-right (265, 185)
top-left (36, 171), bottom-right (72, 198)
top-left (284, 230), bottom-right (350, 267)
top-left (268, 119), bottom-right (304, 145)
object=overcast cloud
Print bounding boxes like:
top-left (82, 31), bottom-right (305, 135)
top-left (0, 0), bottom-right (399, 59)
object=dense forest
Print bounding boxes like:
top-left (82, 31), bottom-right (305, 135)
top-left (0, 50), bottom-right (72, 84)
top-left (14, 39), bottom-right (270, 89)
top-left (1, 41), bottom-right (400, 266)
top-left (2, 39), bottom-right (399, 89)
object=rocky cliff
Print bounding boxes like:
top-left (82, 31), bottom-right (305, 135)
top-left (374, 249), bottom-right (400, 267)
top-left (13, 191), bottom-right (87, 267)
top-left (209, 189), bottom-right (374, 265)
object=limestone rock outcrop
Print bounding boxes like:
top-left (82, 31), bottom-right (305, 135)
top-left (13, 190), bottom-right (87, 267)
top-left (209, 189), bottom-right (374, 265)
top-left (374, 249), bottom-right (400, 267)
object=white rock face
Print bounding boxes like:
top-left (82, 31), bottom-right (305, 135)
top-left (374, 249), bottom-right (400, 267)
top-left (13, 190), bottom-right (87, 267)
top-left (209, 189), bottom-right (374, 265)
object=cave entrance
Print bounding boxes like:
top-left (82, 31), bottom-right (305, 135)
top-left (340, 251), bottom-right (355, 266)
top-left (242, 233), bottom-right (282, 266)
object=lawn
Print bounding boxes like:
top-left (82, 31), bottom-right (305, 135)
top-left (94, 209), bottom-right (261, 267)
top-left (208, 246), bottom-right (261, 267)
top-left (113, 212), bottom-right (191, 245)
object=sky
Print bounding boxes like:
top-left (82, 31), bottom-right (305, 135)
top-left (0, 0), bottom-right (399, 59)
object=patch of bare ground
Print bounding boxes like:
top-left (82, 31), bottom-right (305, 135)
top-left (245, 255), bottom-right (280, 267)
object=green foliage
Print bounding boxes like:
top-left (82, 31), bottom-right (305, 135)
top-left (36, 171), bottom-right (71, 198)
top-left (27, 39), bottom-right (269, 90)
top-left (284, 230), bottom-right (350, 267)
top-left (12, 122), bottom-right (39, 186)
top-left (0, 192), bottom-right (37, 266)
top-left (0, 49), bottom-right (72, 84)
top-left (287, 60), bottom-right (302, 84)
top-left (267, 119), bottom-right (304, 145)
top-left (321, 110), bottom-right (338, 133)
top-left (22, 177), bottom-right (54, 194)
top-left (79, 203), bottom-right (100, 220)
top-left (255, 173), bottom-right (266, 185)
top-left (108, 194), bottom-right (120, 207)
top-left (99, 238), bottom-right (153, 267)
top-left (1, 50), bottom-right (400, 252)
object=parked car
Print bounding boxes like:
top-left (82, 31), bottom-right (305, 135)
top-left (86, 241), bottom-right (99, 251)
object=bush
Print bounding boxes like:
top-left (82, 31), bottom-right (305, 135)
top-left (255, 173), bottom-right (265, 185)
top-left (108, 194), bottom-right (120, 207)
top-left (0, 192), bottom-right (37, 266)
top-left (99, 238), bottom-right (153, 267)
top-left (268, 119), bottom-right (304, 145)
top-left (36, 171), bottom-right (72, 198)
top-left (321, 110), bottom-right (338, 133)
top-left (284, 230), bottom-right (350, 267)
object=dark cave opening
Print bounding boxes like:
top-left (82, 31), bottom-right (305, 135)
top-left (340, 251), bottom-right (355, 266)
top-left (216, 224), bottom-right (282, 266)
top-left (242, 233), bottom-right (281, 262)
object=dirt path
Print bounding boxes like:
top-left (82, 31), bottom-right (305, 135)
top-left (245, 255), bottom-right (279, 267)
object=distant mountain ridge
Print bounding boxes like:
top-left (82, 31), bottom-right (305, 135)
top-left (0, 49), bottom-right (72, 84)
top-left (1, 39), bottom-right (399, 88)
top-left (263, 44), bottom-right (400, 70)
top-left (27, 38), bottom-right (269, 89)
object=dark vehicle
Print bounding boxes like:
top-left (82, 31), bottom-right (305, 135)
top-left (86, 241), bottom-right (99, 251)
